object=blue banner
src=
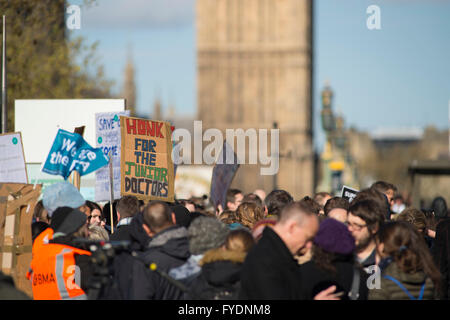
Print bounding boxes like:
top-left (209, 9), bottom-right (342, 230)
top-left (42, 129), bottom-right (109, 180)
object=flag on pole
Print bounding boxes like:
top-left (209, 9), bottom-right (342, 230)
top-left (42, 129), bottom-right (109, 180)
top-left (209, 141), bottom-right (240, 210)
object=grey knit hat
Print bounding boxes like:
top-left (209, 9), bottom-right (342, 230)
top-left (188, 216), bottom-right (229, 255)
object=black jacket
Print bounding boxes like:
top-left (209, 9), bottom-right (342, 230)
top-left (112, 212), bottom-right (151, 300)
top-left (130, 225), bottom-right (190, 300)
top-left (432, 218), bottom-right (450, 299)
top-left (185, 248), bottom-right (246, 300)
top-left (109, 224), bottom-right (133, 242)
top-left (298, 257), bottom-right (369, 300)
top-left (239, 227), bottom-right (302, 299)
top-left (359, 248), bottom-right (377, 271)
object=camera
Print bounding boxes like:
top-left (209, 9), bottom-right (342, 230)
top-left (72, 239), bottom-right (131, 300)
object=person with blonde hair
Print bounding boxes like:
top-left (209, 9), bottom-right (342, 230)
top-left (185, 229), bottom-right (255, 299)
top-left (88, 225), bottom-right (110, 242)
top-left (224, 229), bottom-right (255, 253)
top-left (235, 202), bottom-right (265, 230)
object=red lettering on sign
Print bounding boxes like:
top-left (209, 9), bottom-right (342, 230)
top-left (126, 119), bottom-right (137, 134)
top-left (146, 121), bottom-right (155, 137)
top-left (156, 122), bottom-right (164, 138)
top-left (127, 118), bottom-right (165, 138)
top-left (138, 120), bottom-right (146, 135)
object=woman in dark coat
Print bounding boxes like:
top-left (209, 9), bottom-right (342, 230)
top-left (185, 229), bottom-right (254, 300)
top-left (298, 218), bottom-right (369, 300)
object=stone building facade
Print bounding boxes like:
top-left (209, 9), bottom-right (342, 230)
top-left (196, 0), bottom-right (315, 197)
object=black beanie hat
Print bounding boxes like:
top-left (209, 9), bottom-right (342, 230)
top-left (50, 207), bottom-right (87, 236)
top-left (171, 205), bottom-right (192, 228)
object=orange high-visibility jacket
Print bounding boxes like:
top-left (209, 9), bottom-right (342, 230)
top-left (28, 230), bottom-right (91, 300)
top-left (32, 228), bottom-right (54, 253)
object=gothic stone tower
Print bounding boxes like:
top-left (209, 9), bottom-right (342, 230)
top-left (197, 0), bottom-right (314, 198)
top-left (123, 52), bottom-right (137, 116)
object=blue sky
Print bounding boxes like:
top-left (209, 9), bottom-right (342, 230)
top-left (69, 0), bottom-right (450, 150)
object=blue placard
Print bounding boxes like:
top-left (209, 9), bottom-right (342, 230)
top-left (42, 129), bottom-right (109, 180)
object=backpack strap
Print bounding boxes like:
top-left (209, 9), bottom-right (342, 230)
top-left (348, 267), bottom-right (360, 300)
top-left (383, 275), bottom-right (426, 300)
top-left (418, 281), bottom-right (426, 300)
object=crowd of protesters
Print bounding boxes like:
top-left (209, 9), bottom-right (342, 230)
top-left (1, 179), bottom-right (449, 301)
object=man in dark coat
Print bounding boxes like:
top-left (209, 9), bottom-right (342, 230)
top-left (109, 196), bottom-right (140, 242)
top-left (239, 200), bottom-right (321, 299)
top-left (130, 201), bottom-right (190, 300)
top-left (111, 211), bottom-right (151, 300)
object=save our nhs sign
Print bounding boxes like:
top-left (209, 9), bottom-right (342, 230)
top-left (95, 110), bottom-right (130, 202)
top-left (42, 129), bottom-right (109, 180)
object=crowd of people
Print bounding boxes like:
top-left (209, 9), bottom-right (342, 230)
top-left (1, 180), bottom-right (449, 301)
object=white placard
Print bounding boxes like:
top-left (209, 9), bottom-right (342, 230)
top-left (15, 99), bottom-right (126, 163)
top-left (0, 132), bottom-right (28, 183)
top-left (341, 185), bottom-right (359, 203)
top-left (95, 110), bottom-right (130, 202)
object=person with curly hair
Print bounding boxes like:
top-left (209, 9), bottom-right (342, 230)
top-left (235, 202), bottom-right (265, 230)
top-left (396, 207), bottom-right (434, 249)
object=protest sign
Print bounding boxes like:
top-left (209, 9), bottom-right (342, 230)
top-left (15, 99), bottom-right (125, 163)
top-left (172, 142), bottom-right (181, 178)
top-left (341, 185), bottom-right (359, 203)
top-left (0, 132), bottom-right (28, 184)
top-left (95, 110), bottom-right (130, 202)
top-left (0, 183), bottom-right (42, 298)
top-left (120, 116), bottom-right (175, 202)
top-left (209, 141), bottom-right (240, 210)
top-left (42, 129), bottom-right (109, 180)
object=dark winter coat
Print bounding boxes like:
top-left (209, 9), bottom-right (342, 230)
top-left (0, 272), bottom-right (30, 300)
top-left (359, 248), bottom-right (377, 271)
top-left (432, 218), bottom-right (450, 299)
top-left (112, 212), bottom-right (151, 300)
top-left (185, 248), bottom-right (246, 300)
top-left (368, 261), bottom-right (435, 300)
top-left (109, 224), bottom-right (133, 242)
top-left (239, 227), bottom-right (302, 299)
top-left (298, 257), bottom-right (369, 300)
top-left (130, 225), bottom-right (190, 300)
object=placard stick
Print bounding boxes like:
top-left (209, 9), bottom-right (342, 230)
top-left (1, 16), bottom-right (7, 134)
top-left (71, 126), bottom-right (85, 190)
top-left (108, 150), bottom-right (114, 234)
